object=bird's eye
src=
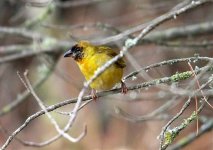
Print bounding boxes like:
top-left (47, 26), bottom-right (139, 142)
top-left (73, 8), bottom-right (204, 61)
top-left (76, 47), bottom-right (81, 51)
top-left (72, 45), bottom-right (82, 52)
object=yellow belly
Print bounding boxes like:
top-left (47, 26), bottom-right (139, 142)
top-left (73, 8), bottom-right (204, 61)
top-left (78, 54), bottom-right (123, 90)
top-left (89, 65), bottom-right (123, 90)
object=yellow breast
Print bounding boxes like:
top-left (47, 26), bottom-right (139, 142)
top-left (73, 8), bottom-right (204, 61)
top-left (77, 53), bottom-right (123, 90)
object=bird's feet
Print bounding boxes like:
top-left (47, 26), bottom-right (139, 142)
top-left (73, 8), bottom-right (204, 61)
top-left (91, 89), bottom-right (97, 101)
top-left (121, 81), bottom-right (128, 94)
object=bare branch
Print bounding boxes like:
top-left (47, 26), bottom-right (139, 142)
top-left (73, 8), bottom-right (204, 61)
top-left (159, 78), bottom-right (213, 149)
top-left (1, 60), bottom-right (211, 150)
top-left (168, 119), bottom-right (213, 150)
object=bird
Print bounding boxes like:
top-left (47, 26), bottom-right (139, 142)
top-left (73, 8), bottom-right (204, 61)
top-left (64, 41), bottom-right (127, 100)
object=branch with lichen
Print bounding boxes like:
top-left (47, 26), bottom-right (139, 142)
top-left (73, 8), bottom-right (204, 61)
top-left (159, 74), bottom-right (213, 150)
top-left (0, 56), bottom-right (211, 118)
top-left (168, 119), bottom-right (213, 150)
top-left (1, 61), bottom-right (212, 149)
top-left (161, 103), bottom-right (205, 150)
top-left (1, 0), bottom-right (213, 149)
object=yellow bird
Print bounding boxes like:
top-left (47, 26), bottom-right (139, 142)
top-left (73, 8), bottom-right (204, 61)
top-left (64, 41), bottom-right (127, 100)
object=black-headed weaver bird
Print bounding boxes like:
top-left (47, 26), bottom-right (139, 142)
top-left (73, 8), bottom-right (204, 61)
top-left (64, 41), bottom-right (127, 100)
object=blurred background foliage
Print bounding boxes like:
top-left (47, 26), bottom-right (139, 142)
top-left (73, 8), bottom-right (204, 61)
top-left (0, 0), bottom-right (213, 150)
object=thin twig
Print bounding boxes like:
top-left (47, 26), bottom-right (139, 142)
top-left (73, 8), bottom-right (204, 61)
top-left (188, 62), bottom-right (213, 109)
top-left (23, 71), bottom-right (87, 142)
top-left (161, 101), bottom-right (205, 150)
top-left (124, 56), bottom-right (211, 80)
top-left (0, 57), bottom-right (57, 116)
top-left (0, 63), bottom-right (212, 150)
top-left (168, 119), bottom-right (213, 150)
top-left (1, 0), bottom-right (212, 148)
top-left (159, 78), bottom-right (213, 149)
top-left (72, 2), bottom-right (213, 142)
top-left (188, 62), bottom-right (199, 135)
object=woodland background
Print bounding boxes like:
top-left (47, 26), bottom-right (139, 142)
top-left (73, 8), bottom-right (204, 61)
top-left (0, 0), bottom-right (213, 150)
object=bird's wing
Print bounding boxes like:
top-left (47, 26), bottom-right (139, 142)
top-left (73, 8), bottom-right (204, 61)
top-left (97, 46), bottom-right (126, 68)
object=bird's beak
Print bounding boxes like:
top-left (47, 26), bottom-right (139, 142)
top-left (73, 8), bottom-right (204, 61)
top-left (64, 49), bottom-right (72, 57)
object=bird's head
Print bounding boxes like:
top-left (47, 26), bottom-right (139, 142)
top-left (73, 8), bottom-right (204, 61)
top-left (64, 41), bottom-right (92, 61)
